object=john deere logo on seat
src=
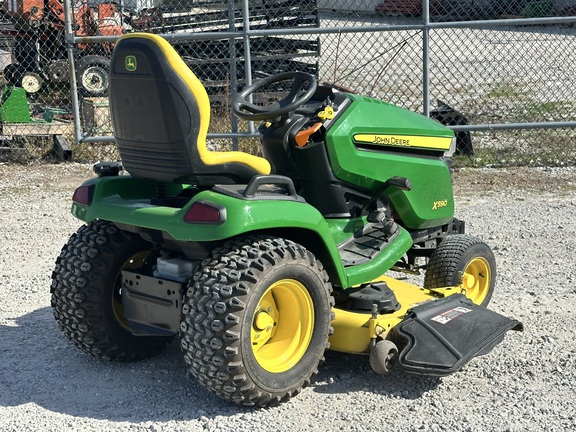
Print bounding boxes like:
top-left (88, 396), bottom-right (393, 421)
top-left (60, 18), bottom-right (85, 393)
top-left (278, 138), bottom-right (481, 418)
top-left (125, 56), bottom-right (137, 72)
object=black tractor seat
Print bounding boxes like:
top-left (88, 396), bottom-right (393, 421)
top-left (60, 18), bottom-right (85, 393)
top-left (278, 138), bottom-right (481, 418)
top-left (109, 33), bottom-right (271, 185)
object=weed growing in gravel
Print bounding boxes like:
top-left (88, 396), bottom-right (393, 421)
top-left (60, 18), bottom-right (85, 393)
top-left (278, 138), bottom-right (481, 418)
top-left (486, 83), bottom-right (525, 98)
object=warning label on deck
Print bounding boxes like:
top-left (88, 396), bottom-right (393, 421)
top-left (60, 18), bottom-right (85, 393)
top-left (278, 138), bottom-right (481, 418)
top-left (430, 306), bottom-right (472, 324)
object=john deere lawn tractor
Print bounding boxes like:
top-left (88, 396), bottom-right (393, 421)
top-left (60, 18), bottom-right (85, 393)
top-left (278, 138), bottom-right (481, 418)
top-left (51, 33), bottom-right (522, 407)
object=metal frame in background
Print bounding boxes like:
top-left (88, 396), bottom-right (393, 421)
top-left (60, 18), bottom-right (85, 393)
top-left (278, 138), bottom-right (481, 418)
top-left (62, 0), bottom-right (576, 147)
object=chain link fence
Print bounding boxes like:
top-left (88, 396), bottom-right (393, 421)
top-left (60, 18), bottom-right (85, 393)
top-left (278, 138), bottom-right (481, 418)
top-left (0, 0), bottom-right (575, 166)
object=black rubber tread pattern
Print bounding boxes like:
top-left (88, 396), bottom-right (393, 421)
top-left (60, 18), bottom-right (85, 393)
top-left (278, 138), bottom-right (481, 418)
top-left (51, 220), bottom-right (173, 361)
top-left (180, 235), bottom-right (334, 407)
top-left (423, 234), bottom-right (496, 307)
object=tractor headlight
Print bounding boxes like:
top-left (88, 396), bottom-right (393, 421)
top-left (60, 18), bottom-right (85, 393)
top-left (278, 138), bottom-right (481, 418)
top-left (445, 136), bottom-right (457, 158)
top-left (443, 136), bottom-right (457, 171)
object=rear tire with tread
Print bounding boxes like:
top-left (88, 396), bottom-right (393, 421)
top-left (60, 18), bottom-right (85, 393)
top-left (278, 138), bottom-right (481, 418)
top-left (51, 220), bottom-right (173, 361)
top-left (180, 235), bottom-right (334, 407)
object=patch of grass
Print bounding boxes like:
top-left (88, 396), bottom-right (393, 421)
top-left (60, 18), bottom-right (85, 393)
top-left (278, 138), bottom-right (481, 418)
top-left (209, 106), bottom-right (264, 157)
top-left (453, 128), bottom-right (576, 168)
top-left (524, 101), bottom-right (566, 113)
top-left (453, 166), bottom-right (576, 196)
top-left (485, 83), bottom-right (524, 98)
top-left (0, 136), bottom-right (61, 164)
top-left (69, 142), bottom-right (119, 163)
top-left (516, 101), bottom-right (576, 122)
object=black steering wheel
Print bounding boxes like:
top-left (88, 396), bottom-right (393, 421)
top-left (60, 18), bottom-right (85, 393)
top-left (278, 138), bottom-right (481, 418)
top-left (233, 72), bottom-right (318, 122)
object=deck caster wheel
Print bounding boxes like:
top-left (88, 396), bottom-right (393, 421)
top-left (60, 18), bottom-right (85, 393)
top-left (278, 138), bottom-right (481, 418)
top-left (369, 339), bottom-right (398, 375)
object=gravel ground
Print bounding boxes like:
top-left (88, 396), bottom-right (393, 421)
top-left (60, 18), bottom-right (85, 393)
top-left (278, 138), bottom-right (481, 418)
top-left (1, 163), bottom-right (576, 432)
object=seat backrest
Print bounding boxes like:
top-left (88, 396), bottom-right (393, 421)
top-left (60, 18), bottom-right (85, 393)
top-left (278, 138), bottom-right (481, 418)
top-left (109, 33), bottom-right (270, 184)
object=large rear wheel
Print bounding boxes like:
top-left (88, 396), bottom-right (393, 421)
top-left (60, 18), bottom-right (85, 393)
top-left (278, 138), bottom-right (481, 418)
top-left (180, 236), bottom-right (333, 407)
top-left (51, 220), bottom-right (173, 361)
top-left (424, 235), bottom-right (496, 307)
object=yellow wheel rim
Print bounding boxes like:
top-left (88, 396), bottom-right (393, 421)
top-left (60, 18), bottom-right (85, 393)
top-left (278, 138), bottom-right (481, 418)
top-left (461, 257), bottom-right (491, 305)
top-left (112, 251), bottom-right (149, 331)
top-left (251, 279), bottom-right (314, 373)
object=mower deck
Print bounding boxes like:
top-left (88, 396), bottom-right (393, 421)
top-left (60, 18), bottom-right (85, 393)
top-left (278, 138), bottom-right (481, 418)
top-left (331, 275), bottom-right (454, 354)
top-left (330, 276), bottom-right (522, 375)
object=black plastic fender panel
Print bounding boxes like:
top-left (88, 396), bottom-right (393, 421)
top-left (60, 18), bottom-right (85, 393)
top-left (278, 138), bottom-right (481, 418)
top-left (395, 294), bottom-right (523, 376)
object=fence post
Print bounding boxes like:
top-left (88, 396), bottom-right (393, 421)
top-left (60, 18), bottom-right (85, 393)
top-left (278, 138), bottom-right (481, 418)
top-left (228, 1), bottom-right (240, 150)
top-left (422, 0), bottom-right (431, 117)
top-left (63, 0), bottom-right (83, 144)
top-left (242, 0), bottom-right (256, 137)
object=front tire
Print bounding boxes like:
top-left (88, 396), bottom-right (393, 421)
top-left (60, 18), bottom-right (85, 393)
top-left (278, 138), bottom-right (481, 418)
top-left (51, 221), bottom-right (173, 361)
top-left (3, 64), bottom-right (25, 87)
top-left (180, 236), bottom-right (334, 407)
top-left (77, 55), bottom-right (110, 96)
top-left (21, 71), bottom-right (43, 93)
top-left (424, 235), bottom-right (496, 307)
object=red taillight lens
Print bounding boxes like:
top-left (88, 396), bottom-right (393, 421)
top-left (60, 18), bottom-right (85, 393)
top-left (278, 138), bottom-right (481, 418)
top-left (72, 185), bottom-right (94, 206)
top-left (184, 200), bottom-right (226, 224)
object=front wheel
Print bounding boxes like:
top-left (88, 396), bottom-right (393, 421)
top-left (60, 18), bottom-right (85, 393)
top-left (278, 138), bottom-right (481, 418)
top-left (51, 221), bottom-right (173, 361)
top-left (3, 64), bottom-right (25, 87)
top-left (424, 235), bottom-right (496, 307)
top-left (21, 71), bottom-right (43, 93)
top-left (77, 55), bottom-right (110, 96)
top-left (180, 236), bottom-right (334, 407)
